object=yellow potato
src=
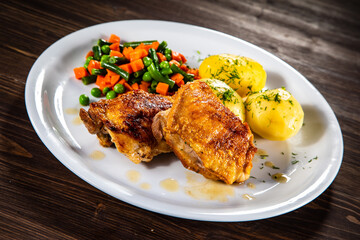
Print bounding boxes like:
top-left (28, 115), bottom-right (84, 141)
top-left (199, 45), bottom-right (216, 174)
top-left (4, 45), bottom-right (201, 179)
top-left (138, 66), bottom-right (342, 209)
top-left (199, 54), bottom-right (266, 97)
top-left (198, 78), bottom-right (246, 122)
top-left (245, 88), bottom-right (304, 141)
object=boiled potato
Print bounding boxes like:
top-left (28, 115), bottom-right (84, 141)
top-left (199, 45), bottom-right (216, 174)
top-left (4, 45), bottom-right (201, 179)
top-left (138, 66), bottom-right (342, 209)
top-left (245, 88), bottom-right (304, 141)
top-left (198, 78), bottom-right (246, 122)
top-left (199, 54), bottom-right (266, 97)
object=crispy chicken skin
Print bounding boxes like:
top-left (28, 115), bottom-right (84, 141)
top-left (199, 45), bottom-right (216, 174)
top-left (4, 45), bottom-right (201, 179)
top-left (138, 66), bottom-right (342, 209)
top-left (152, 81), bottom-right (257, 184)
top-left (80, 90), bottom-right (173, 164)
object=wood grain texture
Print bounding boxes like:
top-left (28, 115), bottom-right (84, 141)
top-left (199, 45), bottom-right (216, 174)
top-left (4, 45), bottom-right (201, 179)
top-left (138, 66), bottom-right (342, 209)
top-left (0, 0), bottom-right (359, 239)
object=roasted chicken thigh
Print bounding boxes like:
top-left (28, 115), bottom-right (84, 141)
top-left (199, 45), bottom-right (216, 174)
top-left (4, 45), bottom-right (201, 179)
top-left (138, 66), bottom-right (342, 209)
top-left (152, 81), bottom-right (256, 184)
top-left (80, 90), bottom-right (173, 164)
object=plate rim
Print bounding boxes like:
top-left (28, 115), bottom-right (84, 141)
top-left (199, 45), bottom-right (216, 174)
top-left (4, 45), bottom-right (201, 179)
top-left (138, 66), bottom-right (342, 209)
top-left (25, 19), bottom-right (344, 222)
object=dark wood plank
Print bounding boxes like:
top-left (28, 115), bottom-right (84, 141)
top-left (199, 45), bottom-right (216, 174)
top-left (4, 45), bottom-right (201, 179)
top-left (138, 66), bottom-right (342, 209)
top-left (0, 0), bottom-right (359, 239)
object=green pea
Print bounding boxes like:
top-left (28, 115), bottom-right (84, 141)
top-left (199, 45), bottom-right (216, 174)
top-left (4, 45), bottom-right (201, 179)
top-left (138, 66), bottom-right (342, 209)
top-left (79, 94), bottom-right (90, 106)
top-left (142, 72), bottom-right (152, 82)
top-left (114, 83), bottom-right (125, 94)
top-left (165, 53), bottom-right (172, 61)
top-left (159, 61), bottom-right (170, 69)
top-left (102, 87), bottom-right (111, 95)
top-left (91, 88), bottom-right (102, 97)
top-left (106, 90), bottom-right (117, 99)
top-left (101, 45), bottom-right (110, 54)
top-left (142, 57), bottom-right (153, 67)
top-left (161, 68), bottom-right (173, 75)
top-left (101, 54), bottom-right (110, 63)
top-left (109, 56), bottom-right (117, 64)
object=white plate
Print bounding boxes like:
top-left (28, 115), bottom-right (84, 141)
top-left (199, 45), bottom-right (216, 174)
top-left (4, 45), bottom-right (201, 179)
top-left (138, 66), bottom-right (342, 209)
top-left (25, 20), bottom-right (343, 222)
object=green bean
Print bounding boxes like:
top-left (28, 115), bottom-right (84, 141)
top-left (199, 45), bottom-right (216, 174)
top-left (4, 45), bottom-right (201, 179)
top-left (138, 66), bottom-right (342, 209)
top-left (150, 80), bottom-right (158, 90)
top-left (101, 62), bottom-right (129, 80)
top-left (129, 77), bottom-right (142, 85)
top-left (79, 94), bottom-right (90, 106)
top-left (97, 39), bottom-right (112, 46)
top-left (109, 56), bottom-right (128, 65)
top-left (157, 41), bottom-right (167, 53)
top-left (92, 45), bottom-right (102, 61)
top-left (84, 56), bottom-right (93, 69)
top-left (123, 40), bottom-right (157, 48)
top-left (91, 68), bottom-right (107, 76)
top-left (147, 63), bottom-right (175, 88)
top-left (134, 69), bottom-right (146, 78)
top-left (170, 64), bottom-right (194, 82)
top-left (81, 75), bottom-right (97, 85)
top-left (148, 48), bottom-right (160, 70)
top-left (101, 45), bottom-right (110, 54)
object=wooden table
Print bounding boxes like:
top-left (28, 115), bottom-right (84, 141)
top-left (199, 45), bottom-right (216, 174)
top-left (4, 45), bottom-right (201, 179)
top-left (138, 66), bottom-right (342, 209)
top-left (1, 0), bottom-right (359, 239)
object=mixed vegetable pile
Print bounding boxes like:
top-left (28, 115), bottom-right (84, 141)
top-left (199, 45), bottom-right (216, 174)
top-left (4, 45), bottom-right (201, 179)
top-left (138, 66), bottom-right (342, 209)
top-left (73, 34), bottom-right (200, 105)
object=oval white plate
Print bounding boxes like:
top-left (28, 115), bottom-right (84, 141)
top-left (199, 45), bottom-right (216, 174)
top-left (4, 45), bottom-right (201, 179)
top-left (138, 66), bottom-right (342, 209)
top-left (25, 20), bottom-right (343, 222)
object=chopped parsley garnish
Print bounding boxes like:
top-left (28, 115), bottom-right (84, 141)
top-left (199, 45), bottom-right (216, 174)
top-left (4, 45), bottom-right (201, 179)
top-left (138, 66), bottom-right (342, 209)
top-left (274, 93), bottom-right (281, 103)
top-left (291, 160), bottom-right (299, 164)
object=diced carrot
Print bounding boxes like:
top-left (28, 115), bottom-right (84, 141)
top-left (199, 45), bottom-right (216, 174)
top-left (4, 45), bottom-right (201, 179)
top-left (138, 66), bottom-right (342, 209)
top-left (73, 67), bottom-right (88, 79)
top-left (169, 60), bottom-right (180, 67)
top-left (87, 60), bottom-right (101, 74)
top-left (109, 43), bottom-right (120, 51)
top-left (135, 43), bottom-right (150, 52)
top-left (171, 51), bottom-right (182, 62)
top-left (119, 63), bottom-right (133, 74)
top-left (110, 74), bottom-right (120, 86)
top-left (131, 83), bottom-right (139, 90)
top-left (170, 73), bottom-right (184, 84)
top-left (110, 50), bottom-right (123, 57)
top-left (180, 64), bottom-right (189, 71)
top-left (85, 51), bottom-right (93, 59)
top-left (119, 79), bottom-right (126, 85)
top-left (123, 47), bottom-right (134, 60)
top-left (106, 69), bottom-right (118, 76)
top-left (139, 81), bottom-right (151, 92)
top-left (139, 49), bottom-right (148, 58)
top-left (108, 34), bottom-right (120, 43)
top-left (129, 51), bottom-right (142, 62)
top-left (187, 68), bottom-right (200, 79)
top-left (135, 43), bottom-right (146, 50)
top-left (123, 82), bottom-right (133, 91)
top-left (156, 82), bottom-right (169, 96)
top-left (156, 52), bottom-right (167, 62)
top-left (179, 53), bottom-right (187, 63)
top-left (150, 41), bottom-right (159, 50)
top-left (177, 79), bottom-right (185, 87)
top-left (96, 75), bottom-right (112, 90)
top-left (130, 59), bottom-right (144, 72)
